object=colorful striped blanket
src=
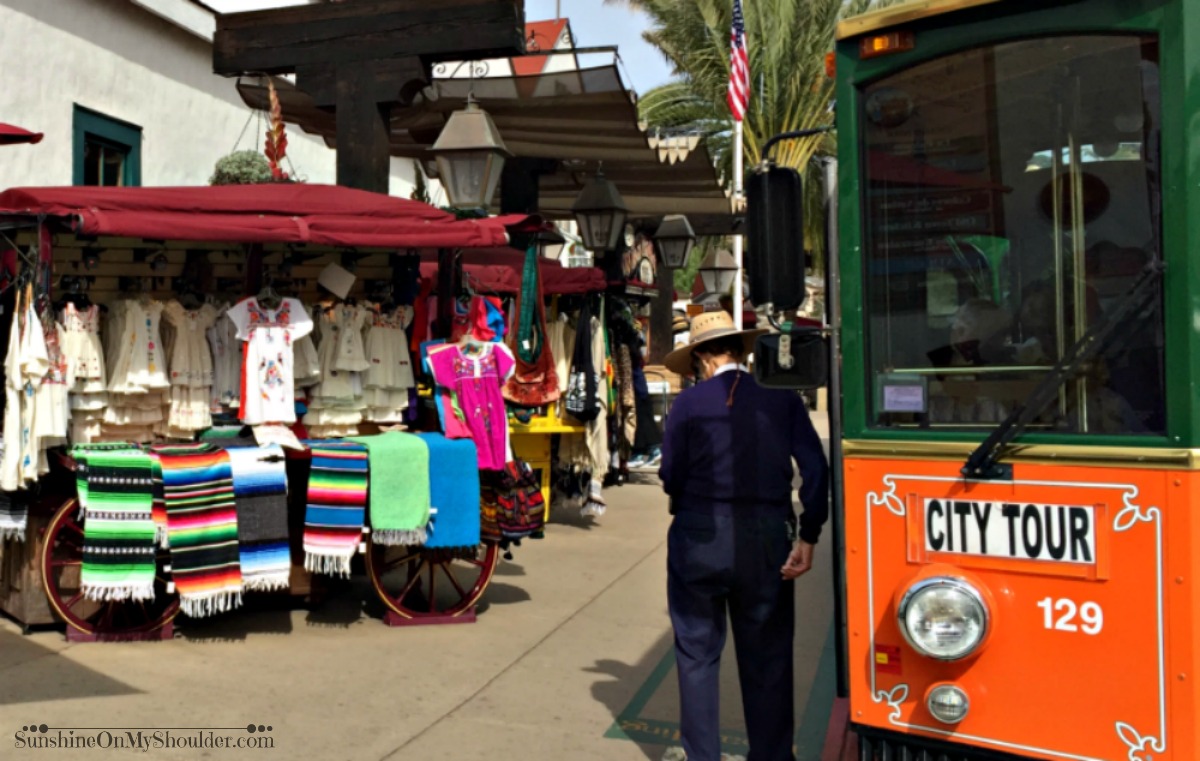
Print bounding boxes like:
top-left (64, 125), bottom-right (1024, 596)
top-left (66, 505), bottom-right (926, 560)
top-left (0, 489), bottom-right (25, 542)
top-left (74, 446), bottom-right (158, 602)
top-left (153, 443), bottom-right (243, 618)
top-left (224, 443), bottom-right (291, 592)
top-left (303, 441), bottom-right (368, 577)
top-left (149, 454), bottom-right (168, 547)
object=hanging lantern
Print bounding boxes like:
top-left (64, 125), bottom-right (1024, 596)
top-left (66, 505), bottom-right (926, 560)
top-left (699, 249), bottom-right (739, 295)
top-left (571, 170), bottom-right (628, 252)
top-left (654, 214), bottom-right (696, 269)
top-left (431, 94), bottom-right (511, 210)
top-left (537, 228), bottom-right (568, 261)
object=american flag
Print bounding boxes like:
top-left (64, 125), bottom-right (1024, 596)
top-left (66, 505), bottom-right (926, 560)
top-left (727, 0), bottom-right (750, 121)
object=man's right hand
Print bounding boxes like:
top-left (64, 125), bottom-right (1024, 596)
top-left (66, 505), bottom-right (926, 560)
top-left (781, 540), bottom-right (814, 579)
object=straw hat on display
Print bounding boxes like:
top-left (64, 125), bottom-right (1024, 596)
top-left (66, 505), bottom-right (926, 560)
top-left (664, 311), bottom-right (768, 376)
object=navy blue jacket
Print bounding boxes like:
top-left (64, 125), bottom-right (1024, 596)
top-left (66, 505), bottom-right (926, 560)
top-left (658, 370), bottom-right (830, 544)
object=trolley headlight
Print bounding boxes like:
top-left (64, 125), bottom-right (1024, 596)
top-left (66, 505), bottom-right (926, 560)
top-left (926, 684), bottom-right (970, 724)
top-left (898, 577), bottom-right (988, 660)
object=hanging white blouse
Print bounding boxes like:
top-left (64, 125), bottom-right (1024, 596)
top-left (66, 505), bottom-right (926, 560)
top-left (227, 297), bottom-right (313, 425)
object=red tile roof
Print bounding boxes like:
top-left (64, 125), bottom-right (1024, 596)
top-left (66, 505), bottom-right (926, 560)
top-left (515, 19), bottom-right (571, 76)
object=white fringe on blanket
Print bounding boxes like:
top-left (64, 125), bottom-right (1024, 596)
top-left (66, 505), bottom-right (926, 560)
top-left (0, 525), bottom-right (25, 542)
top-left (82, 582), bottom-right (156, 603)
top-left (156, 525), bottom-right (170, 549)
top-left (304, 552), bottom-right (352, 578)
top-left (371, 527), bottom-right (428, 547)
top-left (241, 574), bottom-right (291, 593)
top-left (179, 590), bottom-right (243, 618)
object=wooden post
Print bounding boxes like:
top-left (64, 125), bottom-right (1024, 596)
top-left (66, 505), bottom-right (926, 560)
top-left (436, 248), bottom-right (460, 338)
top-left (244, 243), bottom-right (264, 296)
top-left (649, 258), bottom-right (675, 365)
top-left (213, 1), bottom-right (526, 193)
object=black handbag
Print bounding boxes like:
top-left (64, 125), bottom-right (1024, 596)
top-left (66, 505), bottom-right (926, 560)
top-left (564, 298), bottom-right (602, 422)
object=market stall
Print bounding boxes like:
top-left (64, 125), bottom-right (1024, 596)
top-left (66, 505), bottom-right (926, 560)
top-left (0, 183), bottom-right (608, 640)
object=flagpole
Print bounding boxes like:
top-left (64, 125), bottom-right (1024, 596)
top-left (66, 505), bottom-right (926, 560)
top-left (732, 118), bottom-right (745, 330)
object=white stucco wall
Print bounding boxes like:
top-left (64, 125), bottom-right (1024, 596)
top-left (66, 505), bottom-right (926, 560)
top-left (0, 0), bottom-right (419, 196)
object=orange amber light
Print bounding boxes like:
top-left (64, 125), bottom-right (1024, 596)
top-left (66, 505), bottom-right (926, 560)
top-left (825, 51), bottom-right (837, 79)
top-left (859, 31), bottom-right (915, 60)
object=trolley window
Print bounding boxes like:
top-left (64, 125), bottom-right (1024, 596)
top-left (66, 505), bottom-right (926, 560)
top-left (861, 35), bottom-right (1164, 435)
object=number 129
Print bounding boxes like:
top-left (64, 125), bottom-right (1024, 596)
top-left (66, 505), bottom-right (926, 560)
top-left (1037, 597), bottom-right (1103, 635)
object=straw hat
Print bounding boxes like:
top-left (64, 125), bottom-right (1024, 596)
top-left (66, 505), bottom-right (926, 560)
top-left (664, 311), bottom-right (769, 376)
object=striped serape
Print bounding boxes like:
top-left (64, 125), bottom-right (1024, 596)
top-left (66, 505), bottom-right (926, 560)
top-left (153, 443), bottom-right (243, 617)
top-left (149, 454), bottom-right (168, 547)
top-left (303, 441), bottom-right (369, 577)
top-left (73, 442), bottom-right (140, 518)
top-left (0, 490), bottom-right (26, 542)
top-left (74, 447), bottom-right (158, 602)
top-left (416, 434), bottom-right (480, 550)
top-left (224, 443), bottom-right (291, 592)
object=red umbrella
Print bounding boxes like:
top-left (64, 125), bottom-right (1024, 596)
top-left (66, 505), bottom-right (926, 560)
top-left (0, 123), bottom-right (43, 145)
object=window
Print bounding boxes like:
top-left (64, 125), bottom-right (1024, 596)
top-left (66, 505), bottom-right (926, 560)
top-left (73, 106), bottom-right (141, 187)
top-left (860, 36), bottom-right (1164, 435)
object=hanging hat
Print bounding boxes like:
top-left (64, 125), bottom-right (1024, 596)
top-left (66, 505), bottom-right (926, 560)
top-left (672, 311), bottom-right (690, 334)
top-left (663, 310), bottom-right (769, 376)
top-left (318, 262), bottom-right (356, 299)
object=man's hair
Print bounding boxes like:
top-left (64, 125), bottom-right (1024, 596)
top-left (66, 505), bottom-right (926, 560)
top-left (694, 335), bottom-right (746, 360)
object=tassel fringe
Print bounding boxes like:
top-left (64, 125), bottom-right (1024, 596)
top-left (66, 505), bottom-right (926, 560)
top-left (241, 575), bottom-right (291, 593)
top-left (0, 526), bottom-right (26, 542)
top-left (179, 590), bottom-right (244, 618)
top-left (82, 583), bottom-right (156, 603)
top-left (372, 528), bottom-right (428, 547)
top-left (304, 552), bottom-right (352, 577)
top-left (156, 525), bottom-right (170, 549)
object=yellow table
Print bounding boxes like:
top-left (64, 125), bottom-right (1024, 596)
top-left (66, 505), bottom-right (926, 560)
top-left (509, 403), bottom-right (585, 521)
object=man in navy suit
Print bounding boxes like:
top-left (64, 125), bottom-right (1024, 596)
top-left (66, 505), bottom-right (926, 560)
top-left (659, 311), bottom-right (830, 761)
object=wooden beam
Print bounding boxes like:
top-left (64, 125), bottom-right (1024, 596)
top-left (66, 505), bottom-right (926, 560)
top-left (499, 158), bottom-right (557, 215)
top-left (335, 67), bottom-right (395, 193)
top-left (213, 0), bottom-right (525, 76)
top-left (297, 58), bottom-right (428, 109)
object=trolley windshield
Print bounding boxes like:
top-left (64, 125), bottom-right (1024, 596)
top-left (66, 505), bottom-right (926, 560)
top-left (861, 35), bottom-right (1164, 435)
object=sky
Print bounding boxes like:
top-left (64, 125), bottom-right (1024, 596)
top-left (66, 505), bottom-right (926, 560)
top-left (525, 0), bottom-right (676, 93)
top-left (205, 0), bottom-right (677, 95)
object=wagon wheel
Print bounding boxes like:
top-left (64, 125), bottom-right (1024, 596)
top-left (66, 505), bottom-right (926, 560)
top-left (366, 540), bottom-right (499, 619)
top-left (40, 498), bottom-right (179, 638)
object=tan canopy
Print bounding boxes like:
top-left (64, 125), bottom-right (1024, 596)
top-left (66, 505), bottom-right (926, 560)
top-left (236, 64), bottom-right (736, 235)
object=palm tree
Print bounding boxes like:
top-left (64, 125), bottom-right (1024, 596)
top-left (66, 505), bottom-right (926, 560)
top-left (609, 0), bottom-right (898, 279)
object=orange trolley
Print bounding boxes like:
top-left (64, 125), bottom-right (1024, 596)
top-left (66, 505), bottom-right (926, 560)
top-left (747, 0), bottom-right (1200, 757)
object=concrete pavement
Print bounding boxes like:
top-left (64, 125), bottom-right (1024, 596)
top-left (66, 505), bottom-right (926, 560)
top-left (0, 454), bottom-right (836, 760)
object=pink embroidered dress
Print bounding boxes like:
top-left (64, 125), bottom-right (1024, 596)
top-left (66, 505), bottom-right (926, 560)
top-left (226, 297), bottom-right (313, 425)
top-left (428, 342), bottom-right (515, 471)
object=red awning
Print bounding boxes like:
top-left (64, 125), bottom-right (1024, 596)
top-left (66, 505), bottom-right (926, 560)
top-left (419, 248), bottom-right (605, 296)
top-left (0, 123), bottom-right (43, 145)
top-left (0, 185), bottom-right (527, 249)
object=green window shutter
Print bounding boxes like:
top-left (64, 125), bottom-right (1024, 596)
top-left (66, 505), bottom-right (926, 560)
top-left (72, 105), bottom-right (142, 187)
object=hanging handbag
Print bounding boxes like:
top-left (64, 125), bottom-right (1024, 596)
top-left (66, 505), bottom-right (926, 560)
top-left (564, 297), bottom-right (602, 422)
top-left (503, 245), bottom-right (560, 407)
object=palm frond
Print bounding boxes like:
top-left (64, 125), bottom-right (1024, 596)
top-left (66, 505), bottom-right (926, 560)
top-left (624, 0), bottom-right (901, 268)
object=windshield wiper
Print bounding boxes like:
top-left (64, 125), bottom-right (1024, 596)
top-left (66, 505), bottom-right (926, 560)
top-left (961, 261), bottom-right (1165, 480)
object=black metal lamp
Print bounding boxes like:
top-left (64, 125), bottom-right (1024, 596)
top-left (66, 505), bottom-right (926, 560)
top-left (571, 170), bottom-right (628, 253)
top-left (654, 214), bottom-right (696, 269)
top-left (431, 94), bottom-right (511, 210)
top-left (699, 249), bottom-right (739, 295)
top-left (537, 228), bottom-right (568, 261)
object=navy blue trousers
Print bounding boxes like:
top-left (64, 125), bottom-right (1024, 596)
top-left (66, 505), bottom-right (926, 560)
top-left (667, 509), bottom-right (796, 761)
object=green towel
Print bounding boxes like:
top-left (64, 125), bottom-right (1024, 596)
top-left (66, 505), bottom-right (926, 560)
top-left (348, 432), bottom-right (431, 546)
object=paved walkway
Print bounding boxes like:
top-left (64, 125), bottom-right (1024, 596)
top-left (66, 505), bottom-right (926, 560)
top-left (0, 451), bottom-right (835, 760)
